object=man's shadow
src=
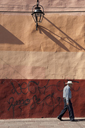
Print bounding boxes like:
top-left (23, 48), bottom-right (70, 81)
top-left (62, 118), bottom-right (85, 122)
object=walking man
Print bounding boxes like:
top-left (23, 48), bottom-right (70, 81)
top-left (57, 81), bottom-right (75, 121)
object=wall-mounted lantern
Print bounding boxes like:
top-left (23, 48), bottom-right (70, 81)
top-left (31, 0), bottom-right (45, 30)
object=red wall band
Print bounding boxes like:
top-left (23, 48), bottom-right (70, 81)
top-left (0, 79), bottom-right (84, 119)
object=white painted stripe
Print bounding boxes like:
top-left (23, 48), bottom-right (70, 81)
top-left (0, 51), bottom-right (85, 79)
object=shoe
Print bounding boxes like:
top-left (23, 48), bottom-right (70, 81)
top-left (70, 119), bottom-right (75, 122)
top-left (57, 116), bottom-right (63, 121)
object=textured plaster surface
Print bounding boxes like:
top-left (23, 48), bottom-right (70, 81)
top-left (0, 0), bottom-right (85, 119)
top-left (0, 79), bottom-right (84, 118)
top-left (0, 51), bottom-right (85, 79)
top-left (0, 0), bottom-right (85, 11)
top-left (0, 13), bottom-right (85, 52)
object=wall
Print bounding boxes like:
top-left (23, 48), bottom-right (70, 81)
top-left (0, 0), bottom-right (85, 118)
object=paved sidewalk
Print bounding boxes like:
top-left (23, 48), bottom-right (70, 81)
top-left (0, 118), bottom-right (85, 128)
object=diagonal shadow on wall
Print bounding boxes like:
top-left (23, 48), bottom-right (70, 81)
top-left (39, 26), bottom-right (82, 51)
top-left (0, 25), bottom-right (24, 44)
top-left (43, 17), bottom-right (85, 51)
top-left (39, 25), bottom-right (69, 51)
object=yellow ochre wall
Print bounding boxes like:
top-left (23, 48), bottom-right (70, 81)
top-left (0, 13), bottom-right (85, 52)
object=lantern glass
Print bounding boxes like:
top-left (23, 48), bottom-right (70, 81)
top-left (32, 12), bottom-right (44, 23)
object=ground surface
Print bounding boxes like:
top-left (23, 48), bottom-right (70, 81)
top-left (0, 118), bottom-right (85, 128)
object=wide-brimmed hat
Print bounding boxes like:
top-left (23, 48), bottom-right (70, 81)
top-left (65, 81), bottom-right (73, 85)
